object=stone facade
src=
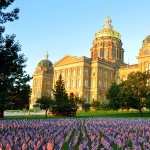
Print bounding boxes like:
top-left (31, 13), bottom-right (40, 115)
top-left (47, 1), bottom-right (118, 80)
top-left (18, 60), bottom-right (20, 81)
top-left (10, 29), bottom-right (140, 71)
top-left (119, 35), bottom-right (150, 81)
top-left (30, 17), bottom-right (150, 108)
top-left (54, 56), bottom-right (91, 102)
top-left (30, 54), bottom-right (53, 108)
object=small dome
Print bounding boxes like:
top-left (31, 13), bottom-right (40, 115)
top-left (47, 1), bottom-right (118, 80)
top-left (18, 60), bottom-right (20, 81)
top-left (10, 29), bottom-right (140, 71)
top-left (143, 35), bottom-right (150, 45)
top-left (37, 59), bottom-right (52, 68)
top-left (139, 35), bottom-right (150, 57)
top-left (35, 53), bottom-right (53, 74)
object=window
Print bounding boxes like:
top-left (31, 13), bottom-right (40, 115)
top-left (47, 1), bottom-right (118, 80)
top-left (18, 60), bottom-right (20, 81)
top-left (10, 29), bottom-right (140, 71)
top-left (73, 80), bottom-right (76, 88)
top-left (85, 68), bottom-right (88, 76)
top-left (78, 80), bottom-right (81, 87)
top-left (100, 49), bottom-right (104, 58)
top-left (85, 80), bottom-right (88, 87)
top-left (92, 80), bottom-right (95, 88)
top-left (65, 69), bottom-right (68, 77)
top-left (104, 49), bottom-right (108, 59)
top-left (146, 63), bottom-right (150, 71)
top-left (74, 69), bottom-right (76, 76)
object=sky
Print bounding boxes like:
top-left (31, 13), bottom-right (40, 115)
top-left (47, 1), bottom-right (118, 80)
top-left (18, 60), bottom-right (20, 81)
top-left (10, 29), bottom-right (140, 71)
top-left (5, 0), bottom-right (150, 76)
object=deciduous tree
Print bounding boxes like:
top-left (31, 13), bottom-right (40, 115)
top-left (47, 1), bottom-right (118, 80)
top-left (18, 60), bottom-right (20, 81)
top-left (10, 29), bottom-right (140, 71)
top-left (106, 82), bottom-right (121, 110)
top-left (36, 96), bottom-right (54, 118)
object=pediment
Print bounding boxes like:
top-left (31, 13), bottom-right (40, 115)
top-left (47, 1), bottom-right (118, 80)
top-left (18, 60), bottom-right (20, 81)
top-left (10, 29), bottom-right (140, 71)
top-left (54, 55), bottom-right (82, 67)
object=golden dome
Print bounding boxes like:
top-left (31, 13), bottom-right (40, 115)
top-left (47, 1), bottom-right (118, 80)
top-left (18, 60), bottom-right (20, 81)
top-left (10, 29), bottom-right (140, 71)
top-left (95, 17), bottom-right (121, 39)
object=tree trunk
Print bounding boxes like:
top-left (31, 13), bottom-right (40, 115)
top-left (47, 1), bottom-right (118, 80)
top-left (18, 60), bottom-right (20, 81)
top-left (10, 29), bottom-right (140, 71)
top-left (139, 98), bottom-right (143, 117)
top-left (45, 109), bottom-right (48, 118)
top-left (0, 110), bottom-right (4, 118)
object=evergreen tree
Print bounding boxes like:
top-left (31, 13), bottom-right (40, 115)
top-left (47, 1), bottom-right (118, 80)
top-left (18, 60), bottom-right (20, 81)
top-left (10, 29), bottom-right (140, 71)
top-left (52, 74), bottom-right (69, 115)
top-left (0, 0), bottom-right (31, 118)
top-left (0, 0), bottom-right (19, 35)
top-left (68, 92), bottom-right (78, 115)
top-left (52, 75), bottom-right (77, 116)
top-left (53, 74), bottom-right (68, 105)
top-left (0, 34), bottom-right (31, 118)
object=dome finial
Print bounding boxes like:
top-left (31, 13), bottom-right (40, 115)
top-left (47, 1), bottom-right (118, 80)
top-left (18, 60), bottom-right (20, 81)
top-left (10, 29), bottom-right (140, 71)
top-left (45, 51), bottom-right (49, 60)
top-left (103, 16), bottom-right (113, 29)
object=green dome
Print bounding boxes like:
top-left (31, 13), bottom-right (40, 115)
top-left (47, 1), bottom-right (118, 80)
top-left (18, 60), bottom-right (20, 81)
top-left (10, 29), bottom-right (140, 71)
top-left (37, 59), bottom-right (52, 68)
top-left (143, 35), bottom-right (150, 45)
top-left (34, 53), bottom-right (53, 74)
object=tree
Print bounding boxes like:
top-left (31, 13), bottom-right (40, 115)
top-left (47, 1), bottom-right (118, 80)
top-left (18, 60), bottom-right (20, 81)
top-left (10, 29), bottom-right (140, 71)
top-left (91, 101), bottom-right (100, 110)
top-left (36, 96), bottom-right (54, 118)
top-left (82, 102), bottom-right (91, 111)
top-left (11, 83), bottom-right (31, 110)
top-left (106, 82), bottom-right (122, 110)
top-left (107, 72), bottom-right (150, 113)
top-left (119, 81), bottom-right (139, 110)
top-left (68, 92), bottom-right (78, 115)
top-left (0, 35), bottom-right (31, 118)
top-left (0, 1), bottom-right (31, 118)
top-left (122, 71), bottom-right (150, 113)
top-left (52, 75), bottom-right (77, 116)
top-left (0, 0), bottom-right (19, 36)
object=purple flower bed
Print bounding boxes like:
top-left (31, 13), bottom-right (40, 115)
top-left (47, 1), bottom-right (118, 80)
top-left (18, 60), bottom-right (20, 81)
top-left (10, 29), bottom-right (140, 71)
top-left (0, 119), bottom-right (150, 149)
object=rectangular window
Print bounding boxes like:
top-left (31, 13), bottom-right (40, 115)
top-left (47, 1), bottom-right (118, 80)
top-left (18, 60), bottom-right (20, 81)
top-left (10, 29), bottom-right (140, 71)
top-left (78, 80), bottom-right (80, 87)
top-left (100, 49), bottom-right (104, 58)
top-left (74, 69), bottom-right (76, 76)
top-left (85, 80), bottom-right (88, 87)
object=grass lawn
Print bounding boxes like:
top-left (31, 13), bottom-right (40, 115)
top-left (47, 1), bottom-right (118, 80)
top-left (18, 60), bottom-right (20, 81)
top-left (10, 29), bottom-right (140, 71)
top-left (3, 110), bottom-right (150, 119)
top-left (76, 110), bottom-right (150, 118)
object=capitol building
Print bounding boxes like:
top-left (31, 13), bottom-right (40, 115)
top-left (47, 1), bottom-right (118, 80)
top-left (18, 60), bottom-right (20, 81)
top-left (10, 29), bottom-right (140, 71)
top-left (30, 17), bottom-right (150, 108)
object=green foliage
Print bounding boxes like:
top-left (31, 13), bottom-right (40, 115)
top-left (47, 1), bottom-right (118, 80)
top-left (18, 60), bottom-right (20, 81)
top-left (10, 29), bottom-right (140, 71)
top-left (82, 102), bottom-right (91, 111)
top-left (121, 72), bottom-right (150, 112)
top-left (36, 96), bottom-right (54, 118)
top-left (53, 74), bottom-right (68, 104)
top-left (36, 96), bottom-right (54, 110)
top-left (4, 110), bottom-right (150, 119)
top-left (119, 81), bottom-right (139, 110)
top-left (107, 72), bottom-right (150, 112)
top-left (106, 82), bottom-right (121, 110)
top-left (0, 34), bottom-right (31, 115)
top-left (52, 75), bottom-right (77, 116)
top-left (0, 0), bottom-right (19, 35)
top-left (0, 0), bottom-right (31, 118)
top-left (127, 139), bottom-right (132, 148)
top-left (91, 101), bottom-right (100, 110)
top-left (11, 84), bottom-right (31, 110)
top-left (62, 142), bottom-right (69, 150)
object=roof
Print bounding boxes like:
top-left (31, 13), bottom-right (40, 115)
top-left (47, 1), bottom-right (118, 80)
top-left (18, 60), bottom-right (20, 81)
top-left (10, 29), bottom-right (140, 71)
top-left (37, 59), bottom-right (53, 68)
top-left (143, 35), bottom-right (150, 45)
top-left (95, 17), bottom-right (121, 39)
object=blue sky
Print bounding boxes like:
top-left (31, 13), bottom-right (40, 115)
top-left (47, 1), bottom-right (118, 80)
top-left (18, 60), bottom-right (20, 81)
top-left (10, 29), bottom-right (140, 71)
top-left (5, 0), bottom-right (150, 75)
